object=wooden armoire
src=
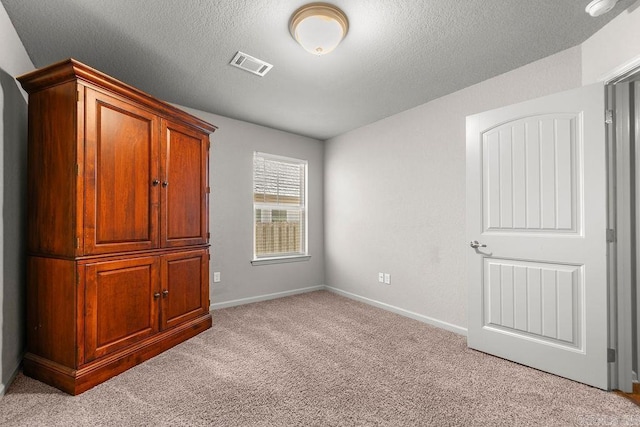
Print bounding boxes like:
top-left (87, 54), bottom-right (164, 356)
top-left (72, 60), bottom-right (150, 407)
top-left (17, 59), bottom-right (216, 395)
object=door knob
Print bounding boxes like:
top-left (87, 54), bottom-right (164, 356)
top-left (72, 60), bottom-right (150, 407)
top-left (162, 181), bottom-right (168, 187)
top-left (469, 240), bottom-right (486, 249)
top-left (153, 292), bottom-right (161, 299)
top-left (152, 179), bottom-right (160, 186)
top-left (162, 290), bottom-right (169, 297)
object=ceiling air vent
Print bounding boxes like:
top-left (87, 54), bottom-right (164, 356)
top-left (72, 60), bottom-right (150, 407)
top-left (230, 51), bottom-right (273, 77)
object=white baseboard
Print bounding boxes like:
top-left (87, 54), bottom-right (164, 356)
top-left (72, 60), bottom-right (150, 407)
top-left (210, 285), bottom-right (325, 310)
top-left (209, 284), bottom-right (467, 337)
top-left (0, 362), bottom-right (20, 398)
top-left (324, 286), bottom-right (467, 336)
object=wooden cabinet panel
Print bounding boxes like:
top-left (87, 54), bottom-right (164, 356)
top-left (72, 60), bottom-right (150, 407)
top-left (26, 81), bottom-right (79, 257)
top-left (84, 257), bottom-right (160, 361)
top-left (26, 257), bottom-right (77, 367)
top-left (84, 88), bottom-right (160, 254)
top-left (161, 250), bottom-right (209, 329)
top-left (161, 120), bottom-right (209, 247)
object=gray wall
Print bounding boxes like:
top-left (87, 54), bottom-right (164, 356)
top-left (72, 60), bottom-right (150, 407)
top-left (324, 47), bottom-right (583, 332)
top-left (0, 2), bottom-right (32, 396)
top-left (180, 107), bottom-right (326, 306)
top-left (0, 70), bottom-right (27, 397)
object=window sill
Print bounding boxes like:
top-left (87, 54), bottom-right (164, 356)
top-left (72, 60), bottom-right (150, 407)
top-left (251, 255), bottom-right (311, 266)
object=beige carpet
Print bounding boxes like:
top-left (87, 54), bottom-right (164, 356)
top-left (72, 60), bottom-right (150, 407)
top-left (1, 290), bottom-right (639, 426)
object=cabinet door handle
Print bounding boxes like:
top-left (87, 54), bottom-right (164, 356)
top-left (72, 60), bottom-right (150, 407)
top-left (152, 179), bottom-right (160, 186)
top-left (153, 292), bottom-right (161, 299)
top-left (162, 181), bottom-right (168, 187)
top-left (162, 290), bottom-right (169, 297)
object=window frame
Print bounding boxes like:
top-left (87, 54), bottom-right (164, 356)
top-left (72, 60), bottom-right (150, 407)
top-left (251, 152), bottom-right (310, 265)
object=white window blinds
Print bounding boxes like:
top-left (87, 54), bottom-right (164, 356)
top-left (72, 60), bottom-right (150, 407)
top-left (253, 152), bottom-right (307, 258)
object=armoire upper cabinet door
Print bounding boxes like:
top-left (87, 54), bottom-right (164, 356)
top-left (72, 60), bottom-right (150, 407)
top-left (160, 119), bottom-right (209, 248)
top-left (84, 88), bottom-right (160, 254)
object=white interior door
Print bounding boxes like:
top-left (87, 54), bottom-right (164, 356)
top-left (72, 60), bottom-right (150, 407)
top-left (466, 83), bottom-right (608, 389)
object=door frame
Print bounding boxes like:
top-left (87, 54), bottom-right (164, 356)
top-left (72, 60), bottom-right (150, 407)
top-left (604, 59), bottom-right (640, 393)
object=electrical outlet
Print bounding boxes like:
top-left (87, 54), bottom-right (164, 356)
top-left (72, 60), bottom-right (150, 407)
top-left (378, 272), bottom-right (384, 283)
top-left (213, 272), bottom-right (221, 283)
top-left (384, 273), bottom-right (391, 285)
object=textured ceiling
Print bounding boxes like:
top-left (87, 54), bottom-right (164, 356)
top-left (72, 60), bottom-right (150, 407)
top-left (1, 0), bottom-right (633, 140)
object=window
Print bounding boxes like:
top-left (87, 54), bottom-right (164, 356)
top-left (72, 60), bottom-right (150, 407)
top-left (253, 152), bottom-right (308, 261)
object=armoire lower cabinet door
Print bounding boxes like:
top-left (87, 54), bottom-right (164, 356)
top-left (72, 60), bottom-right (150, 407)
top-left (84, 256), bottom-right (160, 362)
top-left (160, 249), bottom-right (209, 330)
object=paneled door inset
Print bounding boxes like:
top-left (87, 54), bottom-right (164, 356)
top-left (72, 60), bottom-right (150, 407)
top-left (160, 119), bottom-right (209, 248)
top-left (84, 88), bottom-right (160, 254)
top-left (466, 84), bottom-right (608, 389)
top-left (160, 250), bottom-right (209, 330)
top-left (84, 256), bottom-right (160, 362)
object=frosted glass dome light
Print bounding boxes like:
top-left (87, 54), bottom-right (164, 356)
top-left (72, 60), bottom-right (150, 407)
top-left (290, 3), bottom-right (349, 56)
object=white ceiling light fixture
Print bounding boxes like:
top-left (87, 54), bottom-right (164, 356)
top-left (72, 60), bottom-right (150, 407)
top-left (585, 0), bottom-right (618, 17)
top-left (289, 3), bottom-right (349, 56)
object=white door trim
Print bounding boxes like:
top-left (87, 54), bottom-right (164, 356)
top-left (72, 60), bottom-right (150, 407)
top-left (605, 66), bottom-right (640, 393)
top-left (600, 54), bottom-right (640, 85)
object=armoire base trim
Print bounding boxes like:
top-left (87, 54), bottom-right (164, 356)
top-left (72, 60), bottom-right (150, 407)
top-left (23, 313), bottom-right (212, 395)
